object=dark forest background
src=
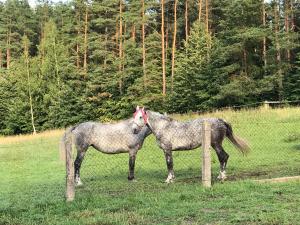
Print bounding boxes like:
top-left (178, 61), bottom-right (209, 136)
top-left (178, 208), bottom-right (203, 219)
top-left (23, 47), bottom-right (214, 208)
top-left (0, 0), bottom-right (299, 135)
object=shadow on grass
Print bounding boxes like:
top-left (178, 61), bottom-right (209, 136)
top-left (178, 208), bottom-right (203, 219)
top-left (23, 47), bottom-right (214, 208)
top-left (292, 145), bottom-right (300, 151)
top-left (79, 165), bottom-right (291, 190)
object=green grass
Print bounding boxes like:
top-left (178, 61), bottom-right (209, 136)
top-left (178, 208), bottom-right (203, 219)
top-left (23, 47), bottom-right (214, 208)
top-left (1, 107), bottom-right (300, 225)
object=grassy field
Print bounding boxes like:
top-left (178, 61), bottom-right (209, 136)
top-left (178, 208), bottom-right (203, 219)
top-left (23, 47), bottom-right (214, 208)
top-left (1, 107), bottom-right (300, 225)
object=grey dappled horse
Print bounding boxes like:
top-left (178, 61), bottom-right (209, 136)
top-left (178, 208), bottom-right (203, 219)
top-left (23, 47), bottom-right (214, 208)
top-left (133, 108), bottom-right (250, 183)
top-left (60, 119), bottom-right (151, 186)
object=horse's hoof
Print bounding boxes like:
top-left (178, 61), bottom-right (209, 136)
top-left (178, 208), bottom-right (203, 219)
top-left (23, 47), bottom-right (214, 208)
top-left (75, 177), bottom-right (83, 186)
top-left (165, 179), bottom-right (174, 184)
top-left (217, 171), bottom-right (227, 181)
top-left (75, 181), bottom-right (83, 186)
top-left (128, 179), bottom-right (137, 182)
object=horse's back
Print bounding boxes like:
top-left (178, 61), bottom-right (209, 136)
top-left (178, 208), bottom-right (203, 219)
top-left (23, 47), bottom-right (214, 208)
top-left (73, 120), bottom-right (138, 153)
top-left (161, 118), bottom-right (227, 150)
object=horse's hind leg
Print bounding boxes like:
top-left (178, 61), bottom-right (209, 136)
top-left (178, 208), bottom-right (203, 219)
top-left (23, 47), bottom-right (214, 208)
top-left (212, 144), bottom-right (229, 181)
top-left (74, 145), bottom-right (88, 186)
top-left (164, 150), bottom-right (175, 183)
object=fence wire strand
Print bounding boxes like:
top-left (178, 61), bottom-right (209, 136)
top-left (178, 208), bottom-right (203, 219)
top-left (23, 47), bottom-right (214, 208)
top-left (1, 101), bottom-right (300, 200)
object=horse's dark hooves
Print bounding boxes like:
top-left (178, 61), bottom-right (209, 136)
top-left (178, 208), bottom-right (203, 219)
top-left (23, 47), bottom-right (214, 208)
top-left (128, 176), bottom-right (137, 182)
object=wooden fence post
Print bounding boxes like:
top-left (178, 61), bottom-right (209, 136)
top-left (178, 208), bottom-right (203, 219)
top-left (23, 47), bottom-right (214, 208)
top-left (202, 120), bottom-right (211, 188)
top-left (65, 134), bottom-right (75, 202)
top-left (263, 101), bottom-right (270, 110)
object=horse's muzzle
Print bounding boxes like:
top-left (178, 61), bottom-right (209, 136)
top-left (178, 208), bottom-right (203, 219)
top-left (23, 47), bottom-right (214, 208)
top-left (132, 123), bottom-right (142, 134)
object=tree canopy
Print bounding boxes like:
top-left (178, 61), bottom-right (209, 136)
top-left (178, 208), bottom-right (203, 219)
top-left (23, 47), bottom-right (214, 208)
top-left (0, 0), bottom-right (299, 134)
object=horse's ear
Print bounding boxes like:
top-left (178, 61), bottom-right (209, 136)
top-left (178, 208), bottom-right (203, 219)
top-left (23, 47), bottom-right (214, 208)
top-left (136, 105), bottom-right (140, 110)
top-left (132, 106), bottom-right (137, 113)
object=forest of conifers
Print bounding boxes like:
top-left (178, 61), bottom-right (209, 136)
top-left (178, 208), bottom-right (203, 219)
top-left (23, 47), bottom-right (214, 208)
top-left (0, 0), bottom-right (299, 134)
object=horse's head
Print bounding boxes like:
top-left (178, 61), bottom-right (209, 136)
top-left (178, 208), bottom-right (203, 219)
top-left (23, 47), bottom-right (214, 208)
top-left (132, 106), bottom-right (148, 134)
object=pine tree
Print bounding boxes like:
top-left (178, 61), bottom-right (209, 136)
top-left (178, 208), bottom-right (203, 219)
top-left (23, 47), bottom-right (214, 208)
top-left (169, 22), bottom-right (214, 112)
top-left (0, 0), bottom-right (299, 135)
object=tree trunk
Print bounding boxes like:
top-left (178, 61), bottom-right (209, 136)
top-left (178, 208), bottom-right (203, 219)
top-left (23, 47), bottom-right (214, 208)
top-left (161, 0), bottom-right (166, 96)
top-left (123, 22), bottom-right (126, 73)
top-left (285, 0), bottom-right (290, 62)
top-left (205, 0), bottom-right (209, 34)
top-left (165, 18), bottom-right (169, 60)
top-left (205, 0), bottom-right (211, 57)
top-left (262, 0), bottom-right (267, 68)
top-left (83, 4), bottom-right (88, 76)
top-left (274, 2), bottom-right (280, 62)
top-left (131, 25), bottom-right (136, 41)
top-left (24, 37), bottom-right (37, 135)
top-left (6, 25), bottom-right (11, 69)
top-left (274, 1), bottom-right (283, 100)
top-left (171, 0), bottom-right (178, 92)
top-left (198, 0), bottom-right (202, 23)
top-left (119, 0), bottom-right (123, 95)
top-left (185, 0), bottom-right (188, 41)
top-left (76, 12), bottom-right (81, 69)
top-left (141, 0), bottom-right (146, 89)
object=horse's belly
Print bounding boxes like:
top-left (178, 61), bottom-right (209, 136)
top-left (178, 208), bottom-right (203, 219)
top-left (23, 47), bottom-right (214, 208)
top-left (92, 141), bottom-right (130, 154)
top-left (168, 139), bottom-right (201, 151)
top-left (93, 147), bottom-right (129, 154)
top-left (102, 149), bottom-right (129, 154)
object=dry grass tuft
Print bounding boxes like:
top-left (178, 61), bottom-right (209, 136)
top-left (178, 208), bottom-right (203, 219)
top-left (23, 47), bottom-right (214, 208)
top-left (0, 129), bottom-right (65, 145)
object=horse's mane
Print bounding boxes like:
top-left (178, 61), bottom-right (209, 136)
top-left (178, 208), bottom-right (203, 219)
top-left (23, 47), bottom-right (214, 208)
top-left (147, 111), bottom-right (174, 122)
top-left (102, 118), bottom-right (133, 125)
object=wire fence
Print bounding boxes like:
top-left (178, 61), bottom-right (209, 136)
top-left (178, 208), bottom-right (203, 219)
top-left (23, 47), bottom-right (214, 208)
top-left (1, 101), bottom-right (300, 201)
top-left (64, 103), bottom-right (300, 200)
top-left (79, 123), bottom-right (299, 182)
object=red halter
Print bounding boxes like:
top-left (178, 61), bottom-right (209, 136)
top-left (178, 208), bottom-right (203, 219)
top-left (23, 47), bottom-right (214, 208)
top-left (133, 109), bottom-right (148, 124)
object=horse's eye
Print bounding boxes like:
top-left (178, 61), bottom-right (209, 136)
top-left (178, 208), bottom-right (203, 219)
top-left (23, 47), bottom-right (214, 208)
top-left (139, 116), bottom-right (143, 119)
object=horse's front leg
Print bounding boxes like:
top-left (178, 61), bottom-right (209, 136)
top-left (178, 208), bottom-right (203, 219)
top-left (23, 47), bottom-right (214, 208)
top-left (164, 150), bottom-right (175, 183)
top-left (128, 151), bottom-right (137, 181)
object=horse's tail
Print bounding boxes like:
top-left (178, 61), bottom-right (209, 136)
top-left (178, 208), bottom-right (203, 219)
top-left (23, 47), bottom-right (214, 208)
top-left (223, 120), bottom-right (250, 155)
top-left (59, 126), bottom-right (76, 161)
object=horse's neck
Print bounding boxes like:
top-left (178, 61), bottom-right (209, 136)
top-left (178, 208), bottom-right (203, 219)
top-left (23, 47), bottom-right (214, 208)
top-left (139, 125), bottom-right (151, 137)
top-left (148, 112), bottom-right (170, 135)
